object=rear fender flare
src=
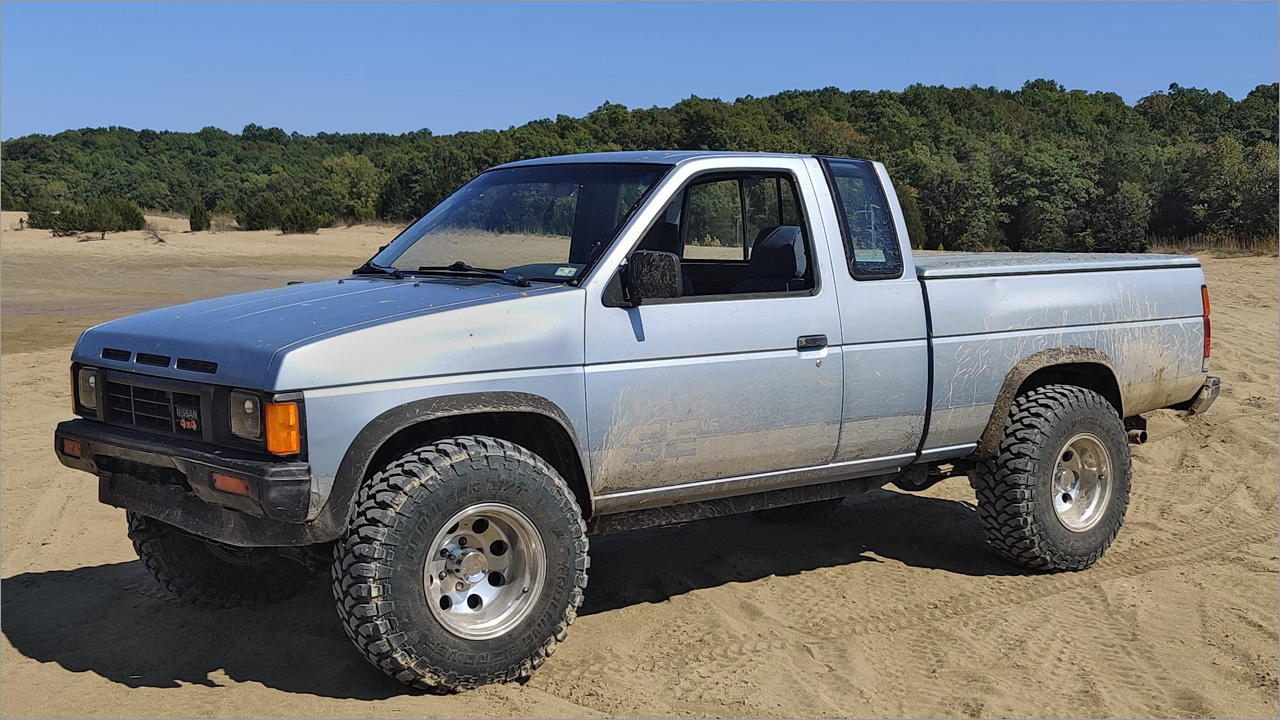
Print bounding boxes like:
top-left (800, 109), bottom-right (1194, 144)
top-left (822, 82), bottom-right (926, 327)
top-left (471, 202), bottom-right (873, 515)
top-left (975, 347), bottom-right (1120, 458)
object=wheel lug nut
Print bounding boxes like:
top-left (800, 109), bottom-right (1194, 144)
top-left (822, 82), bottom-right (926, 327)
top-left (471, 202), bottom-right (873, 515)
top-left (458, 537), bottom-right (467, 547)
top-left (440, 548), bottom-right (449, 557)
top-left (456, 581), bottom-right (465, 591)
top-left (438, 571), bottom-right (447, 580)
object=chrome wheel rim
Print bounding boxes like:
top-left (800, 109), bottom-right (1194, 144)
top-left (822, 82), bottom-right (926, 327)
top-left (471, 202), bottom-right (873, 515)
top-left (424, 503), bottom-right (546, 640)
top-left (1051, 433), bottom-right (1113, 532)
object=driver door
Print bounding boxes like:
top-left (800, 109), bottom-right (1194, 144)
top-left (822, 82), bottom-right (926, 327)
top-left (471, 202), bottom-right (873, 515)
top-left (583, 163), bottom-right (844, 507)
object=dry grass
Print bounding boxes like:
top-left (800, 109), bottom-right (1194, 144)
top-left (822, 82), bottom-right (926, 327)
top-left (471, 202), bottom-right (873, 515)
top-left (1148, 234), bottom-right (1279, 257)
top-left (209, 214), bottom-right (237, 232)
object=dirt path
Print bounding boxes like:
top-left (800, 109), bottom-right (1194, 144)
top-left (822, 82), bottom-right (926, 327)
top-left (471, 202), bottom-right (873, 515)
top-left (2, 220), bottom-right (1276, 718)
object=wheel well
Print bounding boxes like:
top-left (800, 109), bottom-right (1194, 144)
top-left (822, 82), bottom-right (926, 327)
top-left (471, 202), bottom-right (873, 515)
top-left (976, 357), bottom-right (1123, 459)
top-left (1016, 363), bottom-right (1122, 417)
top-left (364, 412), bottom-right (593, 518)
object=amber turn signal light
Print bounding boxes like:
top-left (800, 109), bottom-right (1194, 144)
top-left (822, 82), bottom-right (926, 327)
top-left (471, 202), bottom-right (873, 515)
top-left (264, 401), bottom-right (301, 455)
top-left (211, 472), bottom-right (251, 497)
top-left (62, 438), bottom-right (82, 459)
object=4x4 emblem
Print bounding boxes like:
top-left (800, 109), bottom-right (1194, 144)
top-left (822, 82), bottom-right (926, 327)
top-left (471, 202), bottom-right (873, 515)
top-left (175, 406), bottom-right (199, 432)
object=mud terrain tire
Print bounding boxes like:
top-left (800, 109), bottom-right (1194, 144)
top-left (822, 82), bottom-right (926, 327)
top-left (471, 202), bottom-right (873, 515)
top-left (332, 435), bottom-right (588, 692)
top-left (128, 512), bottom-right (313, 607)
top-left (973, 384), bottom-right (1131, 571)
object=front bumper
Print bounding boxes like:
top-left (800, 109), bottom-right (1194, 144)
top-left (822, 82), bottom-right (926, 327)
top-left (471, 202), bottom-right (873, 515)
top-left (1186, 376), bottom-right (1221, 415)
top-left (55, 419), bottom-right (333, 546)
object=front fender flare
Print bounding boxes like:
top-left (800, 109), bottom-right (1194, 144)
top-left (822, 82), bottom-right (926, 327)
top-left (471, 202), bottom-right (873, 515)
top-left (325, 391), bottom-right (588, 526)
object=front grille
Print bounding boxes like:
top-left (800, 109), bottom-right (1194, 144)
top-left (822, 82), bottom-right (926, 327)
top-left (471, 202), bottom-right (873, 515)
top-left (105, 380), bottom-right (203, 438)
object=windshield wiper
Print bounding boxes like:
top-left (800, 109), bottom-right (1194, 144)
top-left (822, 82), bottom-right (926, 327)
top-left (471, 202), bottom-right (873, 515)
top-left (414, 261), bottom-right (531, 287)
top-left (352, 260), bottom-right (403, 279)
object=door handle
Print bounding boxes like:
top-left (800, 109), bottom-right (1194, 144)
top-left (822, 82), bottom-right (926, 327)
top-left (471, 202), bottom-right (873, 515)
top-left (797, 334), bottom-right (827, 350)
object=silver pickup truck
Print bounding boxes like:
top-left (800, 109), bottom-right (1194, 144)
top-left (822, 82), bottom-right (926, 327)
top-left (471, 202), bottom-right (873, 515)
top-left (55, 151), bottom-right (1220, 691)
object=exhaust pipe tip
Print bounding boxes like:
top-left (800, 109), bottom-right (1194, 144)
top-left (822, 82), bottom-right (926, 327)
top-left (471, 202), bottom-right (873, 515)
top-left (1128, 429), bottom-right (1148, 445)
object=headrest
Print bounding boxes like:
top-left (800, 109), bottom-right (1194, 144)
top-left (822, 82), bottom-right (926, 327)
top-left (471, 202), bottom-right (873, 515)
top-left (747, 226), bottom-right (806, 279)
top-left (638, 221), bottom-right (682, 256)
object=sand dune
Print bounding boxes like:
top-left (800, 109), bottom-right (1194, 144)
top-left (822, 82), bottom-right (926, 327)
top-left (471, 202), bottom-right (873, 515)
top-left (1, 215), bottom-right (1276, 718)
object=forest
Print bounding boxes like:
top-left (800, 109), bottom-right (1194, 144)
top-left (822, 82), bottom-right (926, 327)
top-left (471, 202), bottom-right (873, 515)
top-left (2, 79), bottom-right (1276, 251)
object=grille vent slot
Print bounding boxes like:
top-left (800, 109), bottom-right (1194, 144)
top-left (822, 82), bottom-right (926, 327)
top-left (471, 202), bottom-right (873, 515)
top-left (105, 381), bottom-right (202, 437)
top-left (176, 358), bottom-right (218, 374)
top-left (101, 348), bottom-right (131, 362)
top-left (135, 353), bottom-right (171, 367)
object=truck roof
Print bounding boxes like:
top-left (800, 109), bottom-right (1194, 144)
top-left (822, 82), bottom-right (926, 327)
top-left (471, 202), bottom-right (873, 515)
top-left (495, 150), bottom-right (825, 168)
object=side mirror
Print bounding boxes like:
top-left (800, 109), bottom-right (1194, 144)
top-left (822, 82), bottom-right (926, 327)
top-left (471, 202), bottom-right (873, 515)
top-left (625, 250), bottom-right (682, 304)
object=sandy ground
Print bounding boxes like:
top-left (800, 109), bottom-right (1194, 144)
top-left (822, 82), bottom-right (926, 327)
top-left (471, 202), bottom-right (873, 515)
top-left (1, 212), bottom-right (1277, 718)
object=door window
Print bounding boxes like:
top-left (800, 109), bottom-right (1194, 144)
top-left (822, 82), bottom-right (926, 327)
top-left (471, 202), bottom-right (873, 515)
top-left (685, 179), bottom-right (744, 259)
top-left (633, 173), bottom-right (815, 297)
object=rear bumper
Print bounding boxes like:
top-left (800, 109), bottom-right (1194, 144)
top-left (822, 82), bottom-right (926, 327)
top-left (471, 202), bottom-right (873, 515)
top-left (1186, 376), bottom-right (1220, 415)
top-left (55, 419), bottom-right (341, 546)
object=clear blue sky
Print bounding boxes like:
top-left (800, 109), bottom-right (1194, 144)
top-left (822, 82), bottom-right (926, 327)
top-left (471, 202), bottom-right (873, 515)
top-left (2, 1), bottom-right (1276, 141)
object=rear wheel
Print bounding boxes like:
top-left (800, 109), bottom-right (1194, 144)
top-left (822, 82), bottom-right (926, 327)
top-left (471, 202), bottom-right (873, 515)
top-left (128, 512), bottom-right (314, 607)
top-left (972, 385), bottom-right (1131, 571)
top-left (332, 435), bottom-right (588, 692)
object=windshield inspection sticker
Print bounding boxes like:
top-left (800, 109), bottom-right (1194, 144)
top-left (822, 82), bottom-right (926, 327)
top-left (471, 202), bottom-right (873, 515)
top-left (554, 266), bottom-right (577, 277)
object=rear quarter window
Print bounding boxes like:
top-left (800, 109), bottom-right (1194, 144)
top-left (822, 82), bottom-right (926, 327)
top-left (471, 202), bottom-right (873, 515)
top-left (821, 159), bottom-right (904, 280)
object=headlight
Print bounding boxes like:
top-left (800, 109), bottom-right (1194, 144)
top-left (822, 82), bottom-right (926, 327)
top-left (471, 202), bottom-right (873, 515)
top-left (229, 390), bottom-right (262, 439)
top-left (77, 367), bottom-right (99, 411)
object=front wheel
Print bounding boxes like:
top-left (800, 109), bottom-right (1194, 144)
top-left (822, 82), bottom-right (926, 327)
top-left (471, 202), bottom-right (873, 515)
top-left (332, 436), bottom-right (588, 692)
top-left (128, 512), bottom-right (314, 607)
top-left (972, 385), bottom-right (1131, 571)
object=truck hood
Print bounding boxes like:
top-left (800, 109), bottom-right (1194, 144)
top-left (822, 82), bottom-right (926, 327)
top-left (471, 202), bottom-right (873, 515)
top-left (72, 277), bottom-right (574, 390)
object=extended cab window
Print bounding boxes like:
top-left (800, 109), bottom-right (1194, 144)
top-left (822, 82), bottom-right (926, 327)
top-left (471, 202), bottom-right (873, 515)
top-left (633, 173), bottom-right (815, 297)
top-left (822, 159), bottom-right (904, 280)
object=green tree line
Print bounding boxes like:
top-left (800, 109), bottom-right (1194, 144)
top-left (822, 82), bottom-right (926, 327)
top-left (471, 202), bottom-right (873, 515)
top-left (2, 80), bottom-right (1275, 251)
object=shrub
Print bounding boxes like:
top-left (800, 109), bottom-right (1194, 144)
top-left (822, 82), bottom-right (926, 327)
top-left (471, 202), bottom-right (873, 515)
top-left (49, 206), bottom-right (87, 236)
top-left (189, 202), bottom-right (212, 232)
top-left (280, 202), bottom-right (323, 234)
top-left (31, 197), bottom-right (145, 238)
top-left (103, 197), bottom-right (146, 231)
top-left (25, 201), bottom-right (59, 230)
top-left (241, 196), bottom-right (283, 231)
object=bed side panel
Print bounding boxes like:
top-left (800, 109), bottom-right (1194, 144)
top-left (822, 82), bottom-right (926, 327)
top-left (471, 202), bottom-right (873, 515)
top-left (926, 267), bottom-right (1205, 338)
top-left (922, 266), bottom-right (1207, 451)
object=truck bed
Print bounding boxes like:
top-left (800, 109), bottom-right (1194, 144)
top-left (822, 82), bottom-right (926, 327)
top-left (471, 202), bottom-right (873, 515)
top-left (914, 251), bottom-right (1200, 278)
top-left (911, 250), bottom-right (1209, 452)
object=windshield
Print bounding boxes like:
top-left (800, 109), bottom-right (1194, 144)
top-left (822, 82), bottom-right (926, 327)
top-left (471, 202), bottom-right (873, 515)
top-left (370, 163), bottom-right (671, 283)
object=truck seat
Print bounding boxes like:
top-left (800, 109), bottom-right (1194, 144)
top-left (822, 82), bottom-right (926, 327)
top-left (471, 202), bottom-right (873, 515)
top-left (731, 226), bottom-right (809, 293)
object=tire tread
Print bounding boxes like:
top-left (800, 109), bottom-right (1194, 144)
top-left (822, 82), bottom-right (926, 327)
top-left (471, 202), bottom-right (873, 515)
top-left (972, 384), bottom-right (1131, 572)
top-left (331, 435), bottom-right (588, 692)
top-left (128, 512), bottom-right (312, 608)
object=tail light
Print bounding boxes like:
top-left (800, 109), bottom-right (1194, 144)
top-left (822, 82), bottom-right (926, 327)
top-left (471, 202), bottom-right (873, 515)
top-left (1201, 284), bottom-right (1211, 362)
